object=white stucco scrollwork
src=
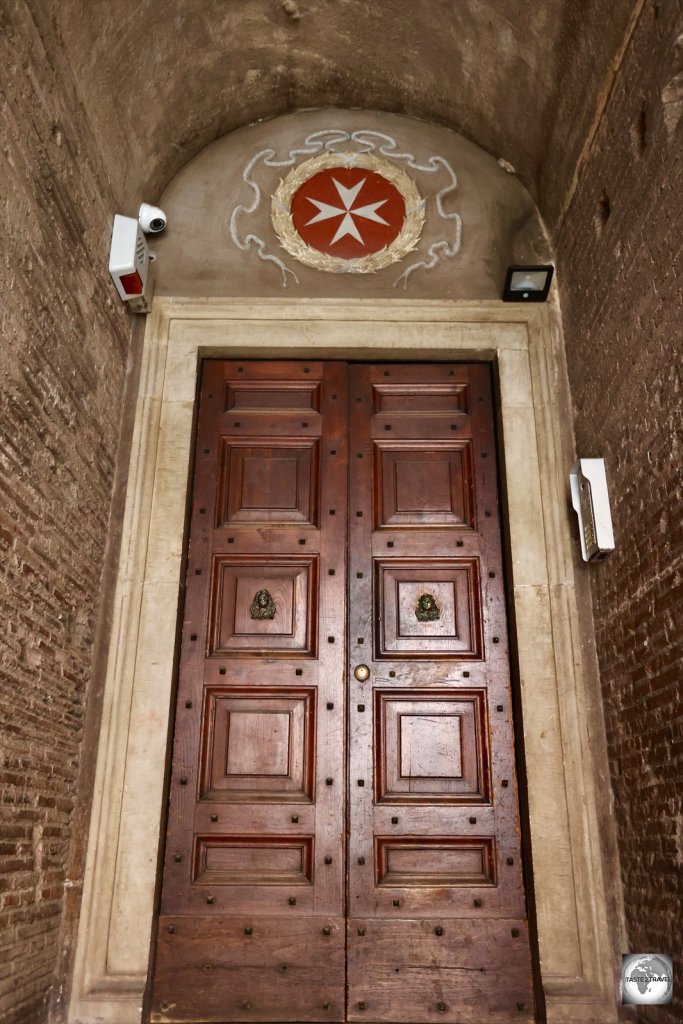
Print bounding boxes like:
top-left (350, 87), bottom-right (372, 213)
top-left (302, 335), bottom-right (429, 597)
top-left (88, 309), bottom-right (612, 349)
top-left (229, 128), bottom-right (461, 288)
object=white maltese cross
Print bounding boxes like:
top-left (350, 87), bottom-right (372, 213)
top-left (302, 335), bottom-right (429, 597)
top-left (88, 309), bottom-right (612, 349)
top-left (305, 177), bottom-right (389, 246)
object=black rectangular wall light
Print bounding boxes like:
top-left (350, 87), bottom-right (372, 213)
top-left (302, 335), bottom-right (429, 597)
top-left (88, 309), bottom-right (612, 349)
top-left (502, 264), bottom-right (554, 302)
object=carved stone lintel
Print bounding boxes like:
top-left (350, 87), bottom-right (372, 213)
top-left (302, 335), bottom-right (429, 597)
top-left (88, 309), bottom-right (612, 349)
top-left (415, 593), bottom-right (441, 622)
top-left (250, 589), bottom-right (276, 620)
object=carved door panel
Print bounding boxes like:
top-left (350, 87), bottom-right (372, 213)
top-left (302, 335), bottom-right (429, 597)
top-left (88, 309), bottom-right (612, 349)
top-left (346, 364), bottom-right (534, 1023)
top-left (151, 361), bottom-right (348, 1021)
top-left (151, 360), bottom-right (535, 1024)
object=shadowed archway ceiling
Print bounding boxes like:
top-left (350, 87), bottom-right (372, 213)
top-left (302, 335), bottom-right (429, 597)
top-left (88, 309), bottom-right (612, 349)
top-left (52, 0), bottom-right (634, 227)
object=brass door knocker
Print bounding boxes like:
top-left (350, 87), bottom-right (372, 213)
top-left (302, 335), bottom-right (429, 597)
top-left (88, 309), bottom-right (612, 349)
top-left (415, 593), bottom-right (440, 622)
top-left (250, 589), bottom-right (276, 620)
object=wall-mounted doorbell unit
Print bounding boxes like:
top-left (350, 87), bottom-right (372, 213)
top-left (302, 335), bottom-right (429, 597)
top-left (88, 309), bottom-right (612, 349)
top-left (569, 459), bottom-right (615, 562)
top-left (108, 214), bottom-right (152, 313)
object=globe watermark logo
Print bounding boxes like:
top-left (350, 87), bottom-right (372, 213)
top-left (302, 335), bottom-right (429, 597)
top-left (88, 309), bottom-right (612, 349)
top-left (621, 954), bottom-right (673, 1005)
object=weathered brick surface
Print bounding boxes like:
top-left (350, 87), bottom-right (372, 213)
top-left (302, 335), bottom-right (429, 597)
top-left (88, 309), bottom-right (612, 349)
top-left (555, 3), bottom-right (683, 1021)
top-left (0, 3), bottom-right (131, 1021)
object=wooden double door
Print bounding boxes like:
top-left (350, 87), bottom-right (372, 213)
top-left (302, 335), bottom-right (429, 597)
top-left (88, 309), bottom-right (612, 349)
top-left (151, 361), bottom-right (535, 1023)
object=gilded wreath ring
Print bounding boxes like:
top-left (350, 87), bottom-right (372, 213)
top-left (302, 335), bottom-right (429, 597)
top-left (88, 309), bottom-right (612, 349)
top-left (271, 152), bottom-right (425, 274)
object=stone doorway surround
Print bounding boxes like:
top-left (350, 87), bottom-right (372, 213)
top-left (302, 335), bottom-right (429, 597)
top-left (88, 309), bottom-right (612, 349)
top-left (68, 298), bottom-right (619, 1024)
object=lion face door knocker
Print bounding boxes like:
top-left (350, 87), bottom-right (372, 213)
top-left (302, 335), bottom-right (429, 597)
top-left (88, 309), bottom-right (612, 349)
top-left (415, 593), bottom-right (441, 623)
top-left (250, 589), bottom-right (276, 621)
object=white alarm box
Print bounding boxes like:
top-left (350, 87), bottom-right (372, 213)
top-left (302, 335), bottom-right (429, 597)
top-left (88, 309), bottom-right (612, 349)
top-left (569, 459), bottom-right (615, 562)
top-left (108, 214), bottom-right (152, 312)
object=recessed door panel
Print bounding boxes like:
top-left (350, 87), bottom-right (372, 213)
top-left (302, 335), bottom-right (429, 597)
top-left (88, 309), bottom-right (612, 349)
top-left (150, 360), bottom-right (534, 1024)
top-left (199, 686), bottom-right (316, 802)
top-left (208, 555), bottom-right (319, 657)
top-left (374, 557), bottom-right (483, 658)
top-left (374, 441), bottom-right (476, 529)
top-left (374, 688), bottom-right (490, 803)
top-left (217, 438), bottom-right (320, 526)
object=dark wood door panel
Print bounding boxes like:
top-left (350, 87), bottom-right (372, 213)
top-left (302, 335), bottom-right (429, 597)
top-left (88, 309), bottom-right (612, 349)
top-left (347, 918), bottom-right (534, 1022)
top-left (373, 440), bottom-right (476, 530)
top-left (373, 687), bottom-right (491, 804)
top-left (153, 917), bottom-right (344, 1022)
top-left (374, 556), bottom-right (484, 659)
top-left (198, 686), bottom-right (317, 802)
top-left (208, 554), bottom-right (320, 658)
top-left (216, 437), bottom-right (321, 527)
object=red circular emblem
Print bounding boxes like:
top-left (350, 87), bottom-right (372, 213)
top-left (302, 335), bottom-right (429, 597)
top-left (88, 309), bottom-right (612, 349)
top-left (271, 153), bottom-right (424, 274)
top-left (290, 167), bottom-right (406, 260)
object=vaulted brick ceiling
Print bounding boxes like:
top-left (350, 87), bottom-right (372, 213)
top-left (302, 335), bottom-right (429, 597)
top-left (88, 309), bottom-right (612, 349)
top-left (53, 0), bottom-right (635, 227)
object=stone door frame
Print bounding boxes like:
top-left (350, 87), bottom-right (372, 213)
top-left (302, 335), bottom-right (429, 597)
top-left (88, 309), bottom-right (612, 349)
top-left (68, 297), bottom-right (618, 1024)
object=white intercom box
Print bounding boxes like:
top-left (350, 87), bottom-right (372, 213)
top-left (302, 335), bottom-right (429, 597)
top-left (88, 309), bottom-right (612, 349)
top-left (569, 459), bottom-right (615, 562)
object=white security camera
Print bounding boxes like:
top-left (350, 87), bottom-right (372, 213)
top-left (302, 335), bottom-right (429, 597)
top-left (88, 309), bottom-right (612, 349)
top-left (138, 203), bottom-right (167, 233)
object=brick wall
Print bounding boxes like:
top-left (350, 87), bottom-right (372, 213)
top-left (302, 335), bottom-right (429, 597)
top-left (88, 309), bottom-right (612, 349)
top-left (0, 3), bottom-right (132, 1021)
top-left (555, 3), bottom-right (683, 1020)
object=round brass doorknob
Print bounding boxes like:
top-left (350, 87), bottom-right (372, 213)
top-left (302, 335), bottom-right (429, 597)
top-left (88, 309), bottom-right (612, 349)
top-left (354, 664), bottom-right (370, 681)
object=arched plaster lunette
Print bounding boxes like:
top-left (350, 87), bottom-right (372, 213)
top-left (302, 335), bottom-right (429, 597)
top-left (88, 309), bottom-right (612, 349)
top-left (152, 111), bottom-right (549, 301)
